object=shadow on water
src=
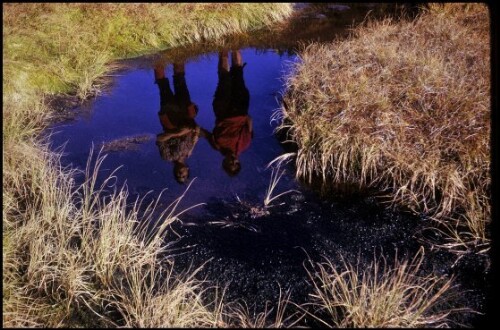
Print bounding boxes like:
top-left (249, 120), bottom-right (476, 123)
top-left (47, 3), bottom-right (486, 326)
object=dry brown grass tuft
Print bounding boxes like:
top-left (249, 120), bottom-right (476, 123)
top-left (100, 134), bottom-right (153, 152)
top-left (221, 288), bottom-right (301, 328)
top-left (2, 147), bottom-right (222, 327)
top-left (304, 249), bottom-right (459, 327)
top-left (279, 3), bottom-right (490, 252)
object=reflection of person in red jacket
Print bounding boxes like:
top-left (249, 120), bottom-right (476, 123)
top-left (208, 49), bottom-right (253, 176)
top-left (154, 62), bottom-right (203, 184)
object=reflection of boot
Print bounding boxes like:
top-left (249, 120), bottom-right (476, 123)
top-left (219, 50), bottom-right (229, 72)
top-left (154, 65), bottom-right (165, 80)
top-left (173, 62), bottom-right (185, 74)
top-left (231, 50), bottom-right (242, 67)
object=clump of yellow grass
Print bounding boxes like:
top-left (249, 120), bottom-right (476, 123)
top-left (279, 3), bottom-right (490, 252)
top-left (304, 248), bottom-right (459, 327)
top-left (3, 146), bottom-right (224, 327)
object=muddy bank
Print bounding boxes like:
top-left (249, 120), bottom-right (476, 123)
top-left (164, 187), bottom-right (488, 326)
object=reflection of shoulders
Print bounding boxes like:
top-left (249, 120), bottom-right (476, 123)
top-left (215, 116), bottom-right (251, 137)
top-left (157, 129), bottom-right (199, 162)
top-left (157, 126), bottom-right (198, 142)
top-left (213, 116), bottom-right (252, 152)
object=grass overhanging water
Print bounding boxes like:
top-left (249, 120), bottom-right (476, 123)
top-left (278, 3), bottom-right (491, 255)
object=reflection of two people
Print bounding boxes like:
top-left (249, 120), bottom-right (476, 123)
top-left (154, 50), bottom-right (252, 183)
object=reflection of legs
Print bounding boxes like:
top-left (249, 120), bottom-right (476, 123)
top-left (172, 62), bottom-right (191, 107)
top-left (173, 62), bottom-right (185, 75)
top-left (213, 51), bottom-right (232, 119)
top-left (218, 50), bottom-right (229, 73)
top-left (230, 50), bottom-right (249, 115)
top-left (155, 64), bottom-right (173, 108)
top-left (231, 50), bottom-right (242, 67)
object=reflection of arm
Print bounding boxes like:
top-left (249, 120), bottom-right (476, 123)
top-left (187, 103), bottom-right (197, 119)
top-left (201, 128), bottom-right (220, 151)
top-left (247, 116), bottom-right (253, 139)
top-left (199, 127), bottom-right (220, 150)
top-left (156, 127), bottom-right (192, 142)
top-left (159, 113), bottom-right (176, 130)
top-left (199, 127), bottom-right (211, 139)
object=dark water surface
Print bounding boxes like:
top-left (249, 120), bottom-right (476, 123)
top-left (48, 4), bottom-right (487, 326)
top-left (50, 48), bottom-right (301, 215)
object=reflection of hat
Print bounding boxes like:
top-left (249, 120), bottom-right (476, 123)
top-left (175, 175), bottom-right (188, 184)
top-left (174, 162), bottom-right (189, 184)
top-left (222, 157), bottom-right (241, 177)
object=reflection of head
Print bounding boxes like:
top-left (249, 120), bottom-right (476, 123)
top-left (173, 162), bottom-right (189, 184)
top-left (222, 155), bottom-right (241, 177)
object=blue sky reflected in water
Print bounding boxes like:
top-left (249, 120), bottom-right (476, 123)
top-left (50, 49), bottom-right (300, 214)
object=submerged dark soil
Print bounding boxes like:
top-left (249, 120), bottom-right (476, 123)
top-left (166, 189), bottom-right (488, 327)
top-left (47, 3), bottom-right (489, 326)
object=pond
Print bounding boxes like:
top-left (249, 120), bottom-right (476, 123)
top-left (48, 4), bottom-right (487, 326)
top-left (51, 48), bottom-right (301, 215)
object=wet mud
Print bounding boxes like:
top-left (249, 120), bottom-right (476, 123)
top-left (164, 187), bottom-right (488, 326)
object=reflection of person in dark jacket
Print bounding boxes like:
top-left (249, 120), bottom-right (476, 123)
top-left (154, 62), bottom-right (204, 184)
top-left (207, 49), bottom-right (253, 176)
